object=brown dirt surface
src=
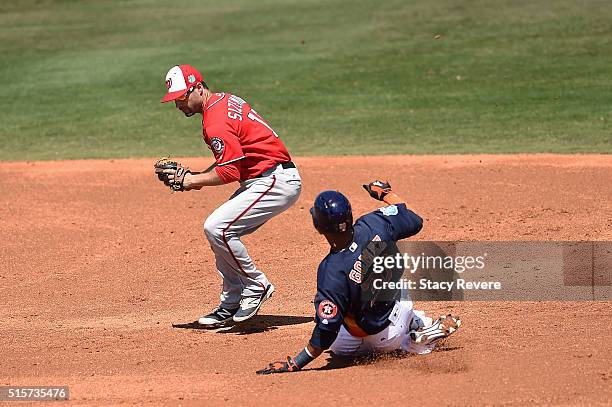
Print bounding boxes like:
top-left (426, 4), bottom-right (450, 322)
top-left (1, 154), bottom-right (611, 406)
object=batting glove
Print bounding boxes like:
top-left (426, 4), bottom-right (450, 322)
top-left (363, 180), bottom-right (392, 201)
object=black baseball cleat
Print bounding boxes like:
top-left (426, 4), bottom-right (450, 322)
top-left (233, 284), bottom-right (275, 322)
top-left (197, 306), bottom-right (239, 327)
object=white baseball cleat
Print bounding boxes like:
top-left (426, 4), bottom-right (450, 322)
top-left (409, 314), bottom-right (461, 345)
top-left (233, 284), bottom-right (275, 322)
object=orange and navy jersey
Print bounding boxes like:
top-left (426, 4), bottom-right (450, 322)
top-left (201, 92), bottom-right (291, 183)
top-left (310, 204), bottom-right (423, 346)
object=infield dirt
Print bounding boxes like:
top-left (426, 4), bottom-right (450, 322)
top-left (1, 154), bottom-right (611, 406)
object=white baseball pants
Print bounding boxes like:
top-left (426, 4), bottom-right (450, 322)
top-left (203, 164), bottom-right (301, 308)
top-left (329, 300), bottom-right (437, 356)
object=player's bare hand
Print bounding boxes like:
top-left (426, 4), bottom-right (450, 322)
top-left (162, 168), bottom-right (177, 181)
top-left (166, 171), bottom-right (197, 191)
top-left (181, 173), bottom-right (197, 190)
top-left (363, 180), bottom-right (392, 201)
top-left (256, 356), bottom-right (300, 375)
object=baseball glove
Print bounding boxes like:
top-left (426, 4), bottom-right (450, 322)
top-left (363, 180), bottom-right (392, 201)
top-left (154, 157), bottom-right (191, 192)
top-left (256, 356), bottom-right (301, 375)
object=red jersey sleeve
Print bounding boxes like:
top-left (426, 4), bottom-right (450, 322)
top-left (214, 162), bottom-right (241, 184)
top-left (205, 122), bottom-right (245, 167)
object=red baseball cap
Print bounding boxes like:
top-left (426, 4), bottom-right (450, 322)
top-left (161, 65), bottom-right (203, 103)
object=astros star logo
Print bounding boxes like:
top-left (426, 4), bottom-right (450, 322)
top-left (318, 300), bottom-right (337, 319)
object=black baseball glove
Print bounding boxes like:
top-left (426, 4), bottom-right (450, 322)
top-left (154, 157), bottom-right (191, 192)
top-left (256, 356), bottom-right (301, 375)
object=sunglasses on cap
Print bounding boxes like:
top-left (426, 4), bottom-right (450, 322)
top-left (175, 86), bottom-right (195, 102)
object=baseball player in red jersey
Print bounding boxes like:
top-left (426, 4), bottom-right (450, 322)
top-left (160, 65), bottom-right (302, 325)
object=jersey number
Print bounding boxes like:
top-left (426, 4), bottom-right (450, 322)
top-left (248, 110), bottom-right (279, 138)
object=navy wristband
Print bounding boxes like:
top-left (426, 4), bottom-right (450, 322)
top-left (293, 348), bottom-right (315, 369)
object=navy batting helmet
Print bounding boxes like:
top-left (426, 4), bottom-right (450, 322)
top-left (310, 190), bottom-right (353, 234)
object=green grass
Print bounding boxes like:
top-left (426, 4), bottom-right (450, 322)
top-left (0, 0), bottom-right (611, 160)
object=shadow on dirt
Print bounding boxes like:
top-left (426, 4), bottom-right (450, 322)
top-left (172, 314), bottom-right (313, 335)
top-left (308, 345), bottom-right (463, 371)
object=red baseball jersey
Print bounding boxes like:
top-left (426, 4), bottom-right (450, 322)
top-left (202, 92), bottom-right (291, 183)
